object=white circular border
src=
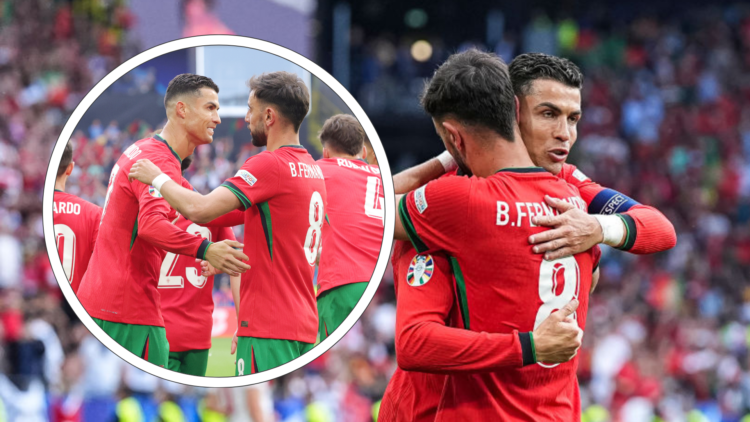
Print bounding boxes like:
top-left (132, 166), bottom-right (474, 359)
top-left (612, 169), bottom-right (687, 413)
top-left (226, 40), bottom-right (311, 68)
top-left (43, 35), bottom-right (396, 388)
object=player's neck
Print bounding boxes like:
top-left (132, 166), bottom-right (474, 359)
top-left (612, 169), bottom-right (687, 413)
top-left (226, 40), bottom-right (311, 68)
top-left (159, 122), bottom-right (196, 162)
top-left (266, 128), bottom-right (301, 152)
top-left (54, 176), bottom-right (67, 192)
top-left (467, 137), bottom-right (536, 178)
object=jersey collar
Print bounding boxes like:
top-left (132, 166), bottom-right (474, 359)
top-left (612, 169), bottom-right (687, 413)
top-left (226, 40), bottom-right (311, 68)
top-left (495, 167), bottom-right (546, 174)
top-left (54, 189), bottom-right (63, 192)
top-left (280, 144), bottom-right (306, 150)
top-left (153, 133), bottom-right (182, 163)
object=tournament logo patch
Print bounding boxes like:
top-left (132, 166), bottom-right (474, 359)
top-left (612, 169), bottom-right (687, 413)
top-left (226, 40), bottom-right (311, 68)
top-left (414, 185), bottom-right (428, 214)
top-left (407, 254), bottom-right (434, 287)
top-left (572, 169), bottom-right (588, 182)
top-left (236, 169), bottom-right (257, 186)
top-left (148, 186), bottom-right (163, 198)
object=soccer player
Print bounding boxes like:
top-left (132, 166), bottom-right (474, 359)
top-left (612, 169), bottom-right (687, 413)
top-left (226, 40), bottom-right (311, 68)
top-left (394, 53), bottom-right (676, 259)
top-left (393, 49), bottom-right (599, 420)
top-left (315, 114), bottom-right (383, 340)
top-left (128, 71), bottom-right (327, 374)
top-left (76, 74), bottom-right (249, 368)
top-left (159, 156), bottom-right (241, 376)
top-left (53, 141), bottom-right (102, 293)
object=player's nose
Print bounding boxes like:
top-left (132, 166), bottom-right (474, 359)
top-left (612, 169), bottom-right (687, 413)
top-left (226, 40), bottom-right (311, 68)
top-left (553, 119), bottom-right (571, 142)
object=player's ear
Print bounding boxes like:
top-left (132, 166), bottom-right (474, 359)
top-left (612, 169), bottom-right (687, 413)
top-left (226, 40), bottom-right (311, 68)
top-left (515, 95), bottom-right (520, 123)
top-left (175, 101), bottom-right (187, 119)
top-left (361, 145), bottom-right (367, 160)
top-left (66, 162), bottom-right (74, 176)
top-left (322, 147), bottom-right (330, 159)
top-left (265, 106), bottom-right (275, 128)
top-left (442, 121), bottom-right (461, 150)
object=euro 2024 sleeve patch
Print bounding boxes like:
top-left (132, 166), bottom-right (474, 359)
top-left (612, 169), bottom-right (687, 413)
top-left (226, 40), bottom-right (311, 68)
top-left (148, 186), bottom-right (163, 198)
top-left (572, 168), bottom-right (588, 182)
top-left (236, 169), bottom-right (258, 186)
top-left (407, 254), bottom-right (434, 286)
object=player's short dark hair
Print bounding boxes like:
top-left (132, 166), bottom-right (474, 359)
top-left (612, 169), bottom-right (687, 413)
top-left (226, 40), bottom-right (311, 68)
top-left (509, 53), bottom-right (583, 96)
top-left (247, 71), bottom-right (309, 133)
top-left (319, 114), bottom-right (366, 156)
top-left (164, 73), bottom-right (219, 108)
top-left (57, 141), bottom-right (73, 178)
top-left (420, 49), bottom-right (516, 141)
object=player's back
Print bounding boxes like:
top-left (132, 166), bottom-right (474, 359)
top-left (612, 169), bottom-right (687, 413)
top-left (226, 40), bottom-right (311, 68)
top-left (77, 137), bottom-right (183, 327)
top-left (53, 191), bottom-right (103, 293)
top-left (159, 215), bottom-right (234, 352)
top-left (401, 169), bottom-right (597, 421)
top-left (225, 146), bottom-right (327, 344)
top-left (316, 158), bottom-right (383, 294)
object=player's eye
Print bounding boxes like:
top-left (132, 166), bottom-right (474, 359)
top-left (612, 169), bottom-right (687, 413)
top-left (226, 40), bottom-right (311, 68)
top-left (542, 110), bottom-right (554, 118)
top-left (569, 115), bottom-right (580, 124)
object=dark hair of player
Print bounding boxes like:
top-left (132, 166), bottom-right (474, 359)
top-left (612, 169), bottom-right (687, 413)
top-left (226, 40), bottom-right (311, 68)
top-left (164, 73), bottom-right (220, 109)
top-left (420, 49), bottom-right (516, 142)
top-left (509, 53), bottom-right (583, 97)
top-left (319, 114), bottom-right (367, 156)
top-left (181, 154), bottom-right (193, 172)
top-left (247, 71), bottom-right (310, 133)
top-left (57, 141), bottom-right (73, 178)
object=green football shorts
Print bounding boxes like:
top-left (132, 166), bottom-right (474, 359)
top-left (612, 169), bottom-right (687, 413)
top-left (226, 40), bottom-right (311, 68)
top-left (317, 282), bottom-right (368, 341)
top-left (93, 317), bottom-right (169, 367)
top-left (167, 349), bottom-right (209, 376)
top-left (235, 336), bottom-right (315, 375)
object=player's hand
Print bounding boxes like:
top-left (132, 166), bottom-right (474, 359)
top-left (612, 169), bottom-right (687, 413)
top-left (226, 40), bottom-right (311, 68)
top-left (128, 159), bottom-right (163, 185)
top-left (532, 299), bottom-right (583, 364)
top-left (195, 259), bottom-right (220, 277)
top-left (205, 240), bottom-right (250, 277)
top-left (231, 330), bottom-right (238, 355)
top-left (528, 195), bottom-right (603, 260)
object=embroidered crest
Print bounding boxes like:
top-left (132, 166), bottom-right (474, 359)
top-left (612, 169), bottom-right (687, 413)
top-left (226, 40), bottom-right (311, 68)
top-left (414, 185), bottom-right (428, 214)
top-left (236, 170), bottom-right (257, 186)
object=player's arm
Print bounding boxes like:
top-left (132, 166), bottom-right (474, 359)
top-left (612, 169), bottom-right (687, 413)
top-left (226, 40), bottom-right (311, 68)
top-left (393, 151), bottom-right (455, 194)
top-left (395, 178), bottom-right (470, 254)
top-left (530, 168), bottom-right (676, 259)
top-left (396, 255), bottom-right (582, 373)
top-left (129, 158), bottom-right (240, 224)
top-left (203, 209), bottom-right (245, 228)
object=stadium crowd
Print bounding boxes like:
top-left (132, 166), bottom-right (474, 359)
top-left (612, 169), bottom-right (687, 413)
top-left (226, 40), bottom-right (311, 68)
top-left (1, 0), bottom-right (750, 421)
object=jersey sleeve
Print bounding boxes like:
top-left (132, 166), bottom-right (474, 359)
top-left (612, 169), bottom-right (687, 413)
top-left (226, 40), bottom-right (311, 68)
top-left (204, 209), bottom-right (245, 228)
top-left (399, 177), bottom-right (471, 254)
top-left (396, 253), bottom-right (535, 373)
top-left (133, 156), bottom-right (211, 259)
top-left (560, 164), bottom-right (676, 254)
top-left (216, 226), bottom-right (236, 242)
top-left (220, 153), bottom-right (279, 211)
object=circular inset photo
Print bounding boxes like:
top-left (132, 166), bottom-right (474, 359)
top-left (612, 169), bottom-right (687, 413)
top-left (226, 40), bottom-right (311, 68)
top-left (43, 36), bottom-right (395, 387)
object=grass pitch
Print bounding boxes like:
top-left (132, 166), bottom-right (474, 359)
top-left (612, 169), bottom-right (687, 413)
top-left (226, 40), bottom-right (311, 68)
top-left (205, 337), bottom-right (236, 377)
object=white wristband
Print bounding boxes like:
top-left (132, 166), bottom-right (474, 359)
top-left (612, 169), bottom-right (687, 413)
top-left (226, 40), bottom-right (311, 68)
top-left (593, 214), bottom-right (626, 247)
top-left (436, 150), bottom-right (457, 173)
top-left (152, 173), bottom-right (172, 191)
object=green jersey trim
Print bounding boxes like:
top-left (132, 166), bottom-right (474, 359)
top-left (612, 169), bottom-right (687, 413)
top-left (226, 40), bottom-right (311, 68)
top-left (495, 167), bottom-right (546, 174)
top-left (398, 195), bottom-right (428, 253)
top-left (130, 214), bottom-right (139, 250)
top-left (325, 213), bottom-right (331, 226)
top-left (449, 256), bottom-right (470, 330)
top-left (220, 182), bottom-right (252, 211)
top-left (258, 202), bottom-right (273, 260)
top-left (153, 133), bottom-right (182, 163)
top-left (616, 214), bottom-right (637, 251)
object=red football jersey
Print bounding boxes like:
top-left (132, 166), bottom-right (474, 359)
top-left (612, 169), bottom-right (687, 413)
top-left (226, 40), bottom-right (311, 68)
top-left (316, 158), bottom-right (383, 294)
top-left (399, 168), bottom-right (598, 421)
top-left (220, 145), bottom-right (327, 344)
top-left (53, 191), bottom-right (102, 293)
top-left (77, 136), bottom-right (210, 327)
top-left (558, 163), bottom-right (676, 254)
top-left (379, 240), bottom-right (448, 422)
top-left (160, 215), bottom-right (235, 352)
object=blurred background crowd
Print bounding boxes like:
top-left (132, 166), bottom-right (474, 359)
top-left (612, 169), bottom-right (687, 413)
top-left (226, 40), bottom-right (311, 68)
top-left (1, 0), bottom-right (750, 421)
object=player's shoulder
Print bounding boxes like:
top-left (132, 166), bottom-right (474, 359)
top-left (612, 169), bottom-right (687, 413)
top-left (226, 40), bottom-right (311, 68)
top-left (557, 163), bottom-right (592, 185)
